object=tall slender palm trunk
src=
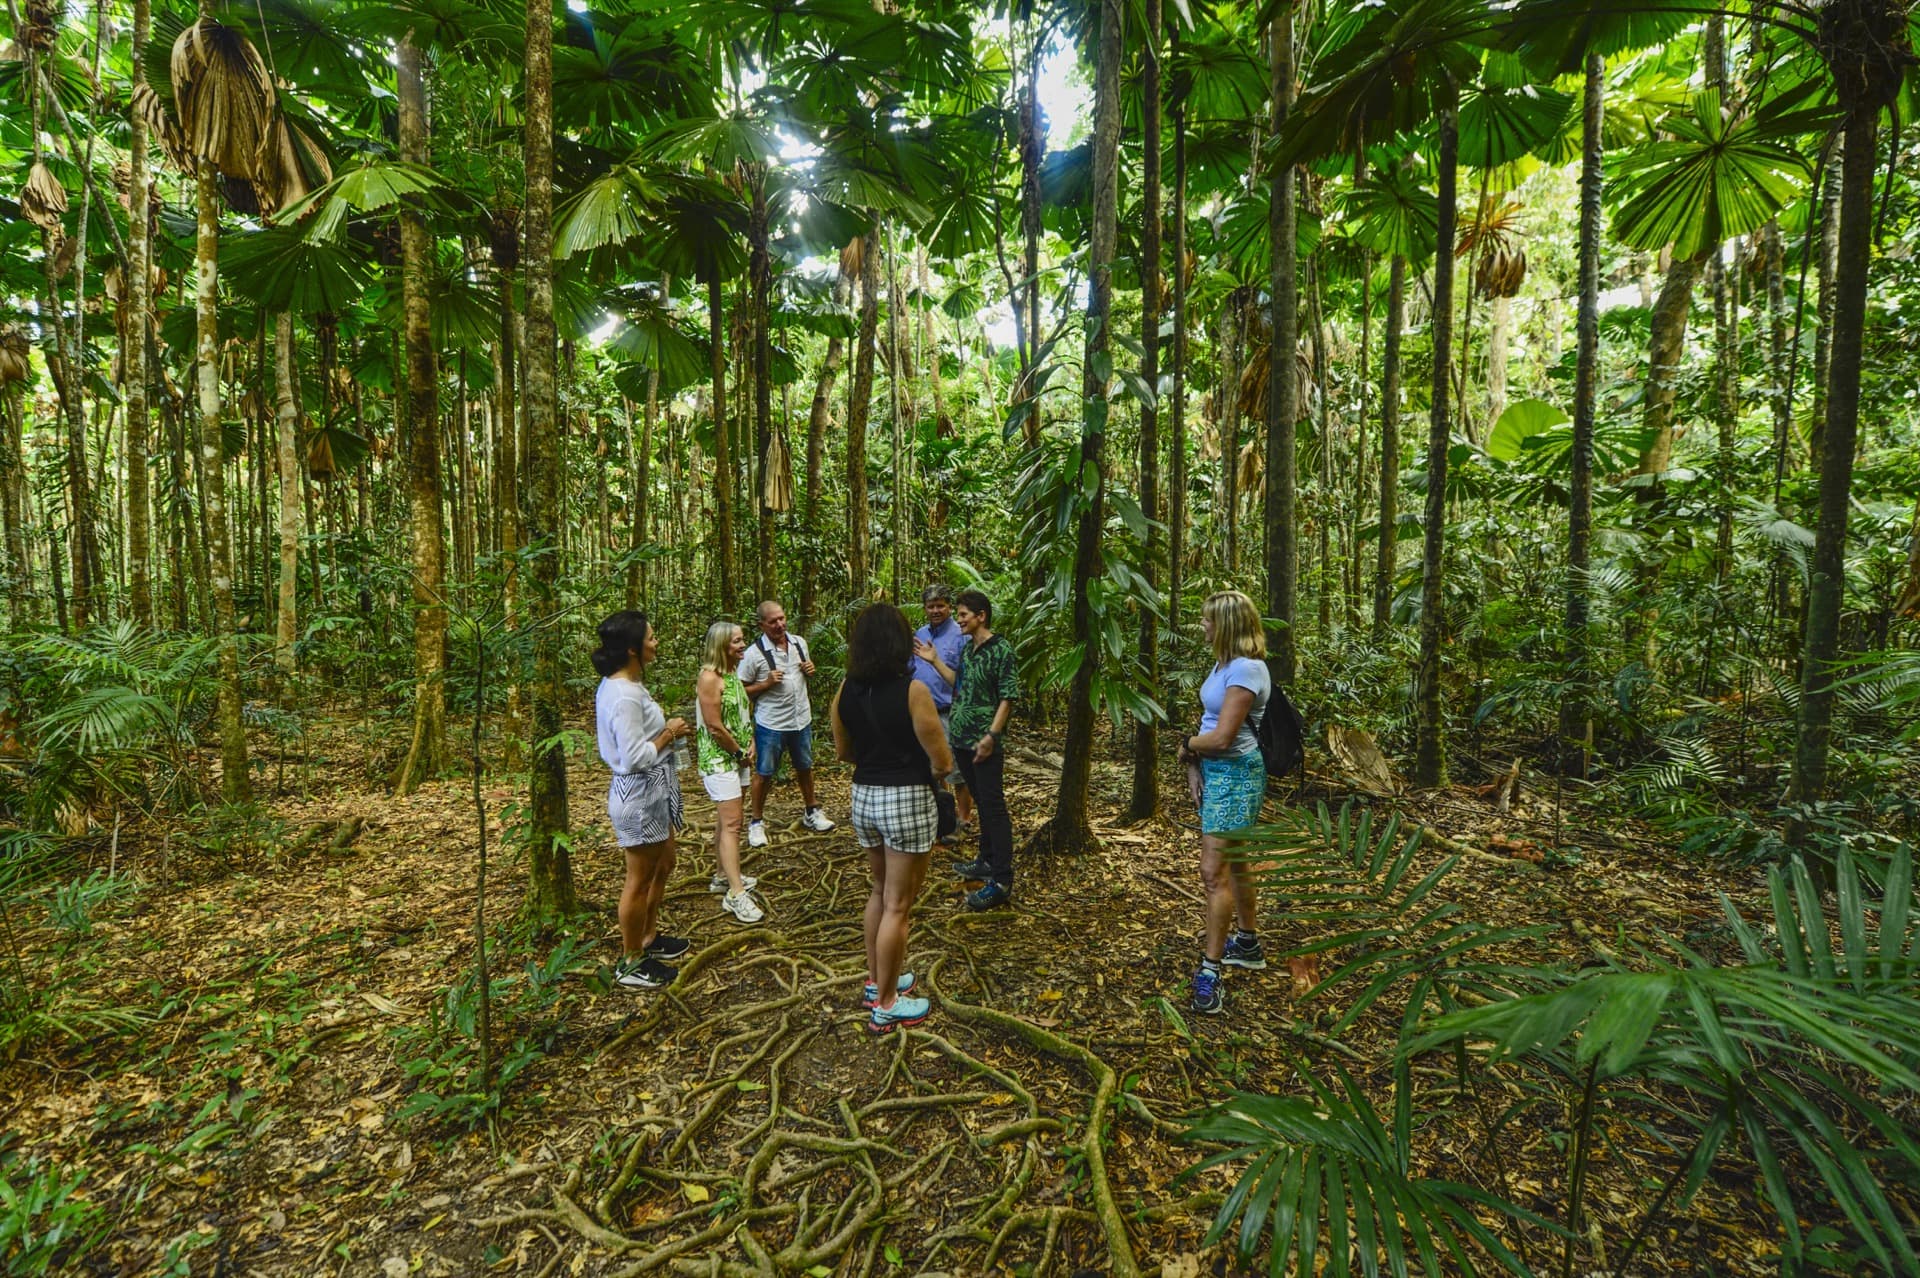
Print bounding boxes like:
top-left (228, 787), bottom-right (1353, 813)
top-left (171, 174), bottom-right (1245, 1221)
top-left (197, 162), bottom-right (250, 800)
top-left (1265, 7), bottom-right (1299, 682)
top-left (393, 35), bottom-right (447, 795)
top-left (127, 0), bottom-right (154, 627)
top-left (847, 236), bottom-right (879, 601)
top-left (1413, 104), bottom-right (1459, 790)
top-left (522, 0), bottom-right (577, 919)
top-left (273, 314), bottom-right (300, 675)
top-left (1046, 0), bottom-right (1122, 860)
top-left (1168, 68), bottom-right (1188, 629)
top-left (1127, 0), bottom-right (1164, 822)
top-left (1561, 53), bottom-right (1604, 773)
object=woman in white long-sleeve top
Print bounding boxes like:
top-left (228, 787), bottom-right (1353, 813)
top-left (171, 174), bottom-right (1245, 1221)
top-left (593, 610), bottom-right (694, 990)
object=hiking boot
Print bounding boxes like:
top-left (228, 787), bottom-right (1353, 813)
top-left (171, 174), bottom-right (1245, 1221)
top-left (965, 881), bottom-right (1011, 912)
top-left (709, 872), bottom-right (758, 894)
top-left (802, 808), bottom-right (836, 833)
top-left (614, 956), bottom-right (675, 991)
top-left (1191, 965), bottom-right (1225, 1015)
top-left (747, 820), bottom-right (769, 848)
top-left (862, 972), bottom-right (916, 1008)
top-left (950, 859), bottom-right (992, 881)
top-left (867, 994), bottom-right (931, 1034)
top-left (721, 889), bottom-right (765, 925)
top-left (644, 934), bottom-right (690, 961)
top-left (1222, 934), bottom-right (1268, 970)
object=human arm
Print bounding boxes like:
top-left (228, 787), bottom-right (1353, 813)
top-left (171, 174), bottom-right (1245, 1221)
top-left (697, 670), bottom-right (743, 758)
top-left (830, 687), bottom-right (856, 764)
top-left (739, 649), bottom-right (783, 699)
top-left (1186, 686), bottom-right (1254, 757)
top-left (907, 680), bottom-right (956, 777)
top-left (973, 698), bottom-right (1012, 762)
top-left (797, 636), bottom-right (816, 677)
top-left (913, 635), bottom-right (957, 686)
top-left (609, 690), bottom-right (689, 772)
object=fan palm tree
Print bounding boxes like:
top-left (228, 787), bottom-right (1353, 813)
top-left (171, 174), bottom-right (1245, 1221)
top-left (167, 6), bottom-right (278, 802)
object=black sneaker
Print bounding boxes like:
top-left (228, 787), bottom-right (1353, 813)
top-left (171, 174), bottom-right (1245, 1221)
top-left (951, 859), bottom-right (992, 881)
top-left (644, 934), bottom-right (690, 961)
top-left (614, 956), bottom-right (675, 990)
top-left (1191, 965), bottom-right (1225, 1015)
top-left (965, 881), bottom-right (1011, 911)
top-left (1223, 934), bottom-right (1268, 970)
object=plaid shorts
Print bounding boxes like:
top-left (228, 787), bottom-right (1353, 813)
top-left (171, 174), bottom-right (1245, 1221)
top-left (850, 783), bottom-right (938, 855)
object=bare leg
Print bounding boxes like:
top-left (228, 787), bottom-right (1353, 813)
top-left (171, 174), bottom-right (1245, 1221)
top-left (796, 767), bottom-right (818, 809)
top-left (621, 842), bottom-right (669, 956)
top-left (954, 780), bottom-right (974, 826)
top-left (749, 772), bottom-right (772, 823)
top-left (863, 846), bottom-right (887, 987)
top-left (1198, 833), bottom-right (1235, 963)
top-left (873, 849), bottom-right (928, 1011)
top-left (1230, 862), bottom-right (1260, 933)
top-left (636, 835), bottom-right (676, 949)
top-left (713, 796), bottom-right (745, 892)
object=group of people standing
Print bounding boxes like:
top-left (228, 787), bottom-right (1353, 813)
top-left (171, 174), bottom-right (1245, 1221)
top-left (590, 584), bottom-right (1274, 1028)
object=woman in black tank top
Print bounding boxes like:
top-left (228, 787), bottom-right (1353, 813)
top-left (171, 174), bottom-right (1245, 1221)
top-left (830, 604), bottom-right (955, 1033)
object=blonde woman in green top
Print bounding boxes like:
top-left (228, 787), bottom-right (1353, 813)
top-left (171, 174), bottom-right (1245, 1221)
top-left (697, 621), bottom-right (765, 924)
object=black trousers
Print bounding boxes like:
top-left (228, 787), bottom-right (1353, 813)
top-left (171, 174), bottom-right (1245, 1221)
top-left (957, 748), bottom-right (1013, 888)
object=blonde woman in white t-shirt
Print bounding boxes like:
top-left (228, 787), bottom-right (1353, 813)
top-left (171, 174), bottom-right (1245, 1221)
top-left (593, 610), bottom-right (693, 991)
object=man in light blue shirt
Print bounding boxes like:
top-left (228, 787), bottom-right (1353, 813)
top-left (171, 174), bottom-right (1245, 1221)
top-left (911, 583), bottom-right (973, 837)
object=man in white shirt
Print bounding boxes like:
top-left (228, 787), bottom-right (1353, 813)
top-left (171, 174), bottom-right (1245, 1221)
top-left (737, 599), bottom-right (836, 845)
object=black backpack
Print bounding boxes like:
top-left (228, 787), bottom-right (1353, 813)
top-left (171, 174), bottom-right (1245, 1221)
top-left (1255, 684), bottom-right (1307, 781)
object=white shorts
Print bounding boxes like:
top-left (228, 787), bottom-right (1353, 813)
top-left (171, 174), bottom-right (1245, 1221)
top-left (702, 766), bottom-right (751, 802)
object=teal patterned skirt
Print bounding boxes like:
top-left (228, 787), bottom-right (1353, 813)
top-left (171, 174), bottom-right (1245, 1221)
top-left (1200, 752), bottom-right (1267, 834)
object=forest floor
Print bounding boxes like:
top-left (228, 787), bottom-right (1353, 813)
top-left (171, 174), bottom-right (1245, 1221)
top-left (3, 712), bottom-right (1799, 1277)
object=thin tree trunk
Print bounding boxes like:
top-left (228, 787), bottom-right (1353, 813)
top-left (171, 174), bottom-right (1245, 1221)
top-left (196, 162), bottom-right (250, 800)
top-left (709, 275), bottom-right (736, 611)
top-left (1265, 7), bottom-right (1298, 682)
top-left (127, 0), bottom-right (154, 627)
top-left (1373, 255), bottom-right (1406, 639)
top-left (1127, 0), bottom-right (1163, 822)
top-left (1764, 220), bottom-right (1794, 485)
top-left (522, 0), bottom-right (577, 918)
top-left (1637, 252), bottom-right (1702, 475)
top-left (886, 228), bottom-right (905, 603)
top-left (1808, 138), bottom-right (1841, 483)
top-left (848, 235), bottom-right (879, 601)
top-left (1413, 103), bottom-right (1459, 790)
top-left (273, 314), bottom-right (300, 675)
top-left (393, 35), bottom-right (447, 797)
top-left (1221, 295), bottom-right (1240, 578)
top-left (750, 171), bottom-right (776, 604)
top-left (1486, 293), bottom-right (1511, 432)
top-left (493, 264), bottom-right (524, 770)
top-left (1046, 0), bottom-right (1122, 862)
top-left (798, 278), bottom-right (844, 628)
top-left (1787, 101), bottom-right (1876, 848)
top-left (1561, 52), bottom-right (1604, 773)
top-left (1168, 65), bottom-right (1188, 630)
top-left (0, 388), bottom-right (28, 626)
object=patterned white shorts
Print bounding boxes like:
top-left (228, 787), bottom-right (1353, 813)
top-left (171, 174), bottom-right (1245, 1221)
top-left (850, 784), bottom-right (938, 855)
top-left (609, 761), bottom-right (683, 847)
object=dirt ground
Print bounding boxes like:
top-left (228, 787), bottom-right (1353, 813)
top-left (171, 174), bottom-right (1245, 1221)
top-left (3, 716), bottom-right (1795, 1276)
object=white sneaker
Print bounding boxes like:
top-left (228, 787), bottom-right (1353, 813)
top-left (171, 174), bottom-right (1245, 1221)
top-left (721, 890), bottom-right (765, 924)
top-left (709, 873), bottom-right (759, 894)
top-left (802, 809), bottom-right (836, 833)
top-left (747, 821), bottom-right (768, 848)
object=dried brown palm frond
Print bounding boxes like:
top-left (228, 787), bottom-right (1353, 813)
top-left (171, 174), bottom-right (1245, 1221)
top-left (307, 423), bottom-right (335, 480)
top-left (170, 17), bottom-right (276, 179)
top-left (1237, 342), bottom-right (1312, 424)
top-left (1459, 197), bottom-right (1528, 299)
top-left (839, 237), bottom-right (865, 283)
top-left (253, 113), bottom-right (332, 217)
top-left (0, 326), bottom-right (31, 386)
top-left (50, 231), bottom-right (81, 281)
top-left (762, 430), bottom-right (794, 511)
top-left (489, 207), bottom-right (521, 270)
top-left (22, 160), bottom-right (67, 231)
top-left (132, 81), bottom-right (193, 171)
top-left (19, 0), bottom-right (57, 51)
top-left (1237, 436), bottom-right (1263, 504)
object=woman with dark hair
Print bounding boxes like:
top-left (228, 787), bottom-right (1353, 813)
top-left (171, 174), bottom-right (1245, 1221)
top-left (830, 603), bottom-right (956, 1033)
top-left (593, 610), bottom-right (693, 990)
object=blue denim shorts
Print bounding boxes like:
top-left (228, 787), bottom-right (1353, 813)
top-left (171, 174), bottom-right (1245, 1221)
top-left (753, 723), bottom-right (814, 777)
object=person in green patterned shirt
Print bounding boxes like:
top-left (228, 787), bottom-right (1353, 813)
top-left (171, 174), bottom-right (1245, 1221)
top-left (947, 589), bottom-right (1018, 909)
top-left (696, 621), bottom-right (764, 924)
